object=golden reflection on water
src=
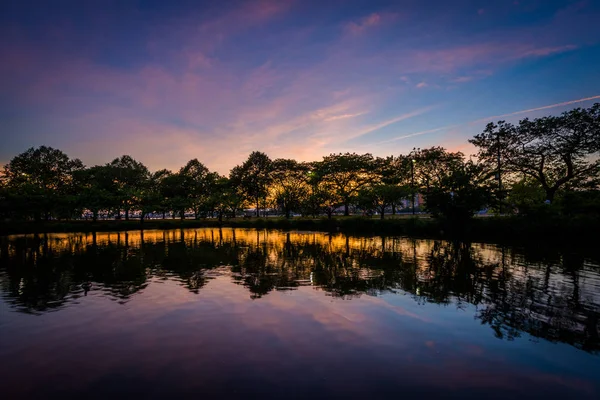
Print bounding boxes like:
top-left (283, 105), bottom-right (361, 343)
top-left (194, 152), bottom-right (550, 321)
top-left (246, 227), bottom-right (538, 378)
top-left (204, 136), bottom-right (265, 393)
top-left (2, 228), bottom-right (599, 353)
top-left (0, 228), bottom-right (557, 286)
top-left (1, 228), bottom-right (600, 398)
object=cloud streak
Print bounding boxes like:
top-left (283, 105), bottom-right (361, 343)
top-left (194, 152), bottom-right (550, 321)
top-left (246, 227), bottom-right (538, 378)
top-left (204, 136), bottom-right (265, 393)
top-left (1, 0), bottom-right (598, 173)
top-left (378, 95), bottom-right (600, 145)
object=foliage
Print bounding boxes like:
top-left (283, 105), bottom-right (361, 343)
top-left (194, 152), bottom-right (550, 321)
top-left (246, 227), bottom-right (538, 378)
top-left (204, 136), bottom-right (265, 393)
top-left (1, 103), bottom-right (599, 223)
top-left (358, 184), bottom-right (408, 219)
top-left (2, 146), bottom-right (84, 220)
top-left (230, 151), bottom-right (272, 217)
top-left (270, 159), bottom-right (310, 218)
top-left (423, 161), bottom-right (492, 222)
top-left (313, 153), bottom-right (375, 216)
top-left (470, 104), bottom-right (600, 203)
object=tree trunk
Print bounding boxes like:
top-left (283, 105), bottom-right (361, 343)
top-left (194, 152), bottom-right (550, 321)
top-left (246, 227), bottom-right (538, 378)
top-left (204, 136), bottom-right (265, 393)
top-left (125, 209), bottom-right (129, 221)
top-left (162, 211), bottom-right (166, 219)
top-left (256, 198), bottom-right (260, 217)
top-left (140, 212), bottom-right (145, 223)
top-left (392, 203), bottom-right (396, 215)
top-left (327, 209), bottom-right (333, 219)
top-left (93, 210), bottom-right (98, 223)
top-left (344, 203), bottom-right (349, 216)
top-left (380, 207), bottom-right (385, 220)
top-left (285, 208), bottom-right (291, 219)
top-left (545, 188), bottom-right (557, 203)
top-left (181, 209), bottom-right (185, 220)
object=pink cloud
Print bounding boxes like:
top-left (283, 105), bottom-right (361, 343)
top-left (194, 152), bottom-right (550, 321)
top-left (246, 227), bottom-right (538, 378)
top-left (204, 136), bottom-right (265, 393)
top-left (451, 76), bottom-right (474, 83)
top-left (398, 42), bottom-right (577, 75)
top-left (1, 0), bottom-right (592, 174)
top-left (345, 13), bottom-right (382, 35)
top-left (344, 12), bottom-right (399, 36)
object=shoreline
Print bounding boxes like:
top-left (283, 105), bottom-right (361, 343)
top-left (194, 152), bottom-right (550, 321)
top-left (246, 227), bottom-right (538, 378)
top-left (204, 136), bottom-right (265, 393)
top-left (1, 216), bottom-right (598, 246)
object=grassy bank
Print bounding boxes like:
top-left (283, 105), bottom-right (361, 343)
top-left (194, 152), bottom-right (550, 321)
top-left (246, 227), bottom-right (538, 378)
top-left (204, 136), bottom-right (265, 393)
top-left (1, 215), bottom-right (598, 245)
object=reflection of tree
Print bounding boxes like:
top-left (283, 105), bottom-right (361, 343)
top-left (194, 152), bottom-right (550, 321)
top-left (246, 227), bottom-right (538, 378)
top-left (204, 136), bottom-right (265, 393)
top-left (1, 229), bottom-right (599, 353)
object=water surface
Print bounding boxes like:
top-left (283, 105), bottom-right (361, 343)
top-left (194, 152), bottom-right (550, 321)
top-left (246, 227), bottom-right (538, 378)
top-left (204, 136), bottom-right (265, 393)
top-left (1, 229), bottom-right (599, 399)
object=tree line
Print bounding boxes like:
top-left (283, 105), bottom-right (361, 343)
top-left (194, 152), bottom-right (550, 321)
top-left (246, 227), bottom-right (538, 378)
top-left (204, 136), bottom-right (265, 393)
top-left (1, 104), bottom-right (599, 222)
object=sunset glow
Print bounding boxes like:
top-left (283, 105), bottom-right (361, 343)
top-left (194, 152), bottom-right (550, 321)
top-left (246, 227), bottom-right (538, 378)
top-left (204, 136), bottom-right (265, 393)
top-left (2, 0), bottom-right (600, 173)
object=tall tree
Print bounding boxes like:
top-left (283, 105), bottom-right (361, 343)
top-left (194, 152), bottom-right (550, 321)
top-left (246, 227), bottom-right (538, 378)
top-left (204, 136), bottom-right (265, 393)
top-left (470, 104), bottom-right (600, 203)
top-left (208, 177), bottom-right (244, 222)
top-left (230, 151), bottom-right (272, 217)
top-left (313, 153), bottom-right (375, 216)
top-left (160, 172), bottom-right (188, 219)
top-left (179, 159), bottom-right (214, 218)
top-left (409, 147), bottom-right (464, 193)
top-left (374, 155), bottom-right (411, 214)
top-left (3, 146), bottom-right (84, 220)
top-left (270, 159), bottom-right (310, 218)
top-left (73, 165), bottom-right (116, 222)
top-left (152, 169), bottom-right (174, 219)
top-left (107, 155), bottom-right (150, 220)
top-left (423, 160), bottom-right (493, 222)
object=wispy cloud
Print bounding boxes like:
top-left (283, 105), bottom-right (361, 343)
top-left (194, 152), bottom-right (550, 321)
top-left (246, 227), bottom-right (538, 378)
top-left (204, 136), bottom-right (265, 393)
top-left (344, 12), bottom-right (398, 36)
top-left (377, 95), bottom-right (600, 145)
top-left (476, 94), bottom-right (600, 121)
top-left (2, 0), bottom-right (598, 173)
top-left (346, 106), bottom-right (435, 141)
top-left (324, 112), bottom-right (366, 122)
top-left (376, 126), bottom-right (452, 145)
top-left (345, 13), bottom-right (382, 35)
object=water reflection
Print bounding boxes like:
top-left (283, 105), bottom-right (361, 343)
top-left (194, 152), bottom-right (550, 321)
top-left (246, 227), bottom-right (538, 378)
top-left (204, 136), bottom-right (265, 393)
top-left (1, 229), bottom-right (599, 353)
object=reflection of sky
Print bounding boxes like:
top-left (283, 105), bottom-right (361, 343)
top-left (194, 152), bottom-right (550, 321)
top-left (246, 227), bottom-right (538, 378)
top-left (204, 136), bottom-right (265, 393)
top-left (2, 1), bottom-right (600, 173)
top-left (1, 271), bottom-right (599, 398)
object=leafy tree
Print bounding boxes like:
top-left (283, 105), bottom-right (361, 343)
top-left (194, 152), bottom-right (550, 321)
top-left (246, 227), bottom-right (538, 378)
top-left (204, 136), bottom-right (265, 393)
top-left (2, 146), bottom-right (84, 220)
top-left (152, 169), bottom-right (174, 219)
top-left (179, 159), bottom-right (214, 218)
top-left (313, 153), bottom-right (375, 216)
top-left (208, 177), bottom-right (244, 221)
top-left (374, 155), bottom-right (410, 214)
top-left (470, 104), bottom-right (600, 203)
top-left (423, 160), bottom-right (492, 222)
top-left (409, 147), bottom-right (464, 194)
top-left (107, 155), bottom-right (150, 220)
top-left (507, 178), bottom-right (546, 215)
top-left (73, 165), bottom-right (116, 221)
top-left (270, 159), bottom-right (310, 218)
top-left (358, 184), bottom-right (408, 219)
top-left (230, 151), bottom-right (272, 217)
top-left (160, 172), bottom-right (188, 219)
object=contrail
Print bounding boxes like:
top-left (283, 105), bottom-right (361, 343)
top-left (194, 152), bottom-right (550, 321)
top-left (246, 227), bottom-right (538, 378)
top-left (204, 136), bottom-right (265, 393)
top-left (348, 106), bottom-right (435, 141)
top-left (378, 95), bottom-right (600, 145)
top-left (472, 95), bottom-right (600, 123)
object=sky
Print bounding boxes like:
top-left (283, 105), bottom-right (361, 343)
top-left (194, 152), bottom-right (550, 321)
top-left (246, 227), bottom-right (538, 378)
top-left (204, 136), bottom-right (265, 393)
top-left (1, 0), bottom-right (600, 175)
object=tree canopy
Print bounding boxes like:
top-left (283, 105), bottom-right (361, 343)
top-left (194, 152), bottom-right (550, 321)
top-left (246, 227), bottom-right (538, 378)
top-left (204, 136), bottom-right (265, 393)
top-left (2, 103), bottom-right (599, 222)
top-left (470, 104), bottom-right (600, 202)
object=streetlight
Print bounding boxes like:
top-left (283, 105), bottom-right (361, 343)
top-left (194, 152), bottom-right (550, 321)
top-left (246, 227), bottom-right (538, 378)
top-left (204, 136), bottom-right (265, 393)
top-left (411, 159), bottom-right (416, 215)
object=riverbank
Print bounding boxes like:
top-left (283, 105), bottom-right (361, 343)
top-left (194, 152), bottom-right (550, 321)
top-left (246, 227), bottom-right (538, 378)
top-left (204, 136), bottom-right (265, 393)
top-left (1, 215), bottom-right (598, 245)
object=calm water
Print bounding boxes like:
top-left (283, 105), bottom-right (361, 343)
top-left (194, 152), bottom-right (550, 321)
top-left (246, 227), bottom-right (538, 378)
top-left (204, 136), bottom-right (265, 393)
top-left (1, 229), bottom-right (599, 399)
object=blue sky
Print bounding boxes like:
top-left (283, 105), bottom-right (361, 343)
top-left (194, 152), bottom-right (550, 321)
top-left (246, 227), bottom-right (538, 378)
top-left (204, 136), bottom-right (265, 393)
top-left (1, 0), bottom-right (599, 173)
